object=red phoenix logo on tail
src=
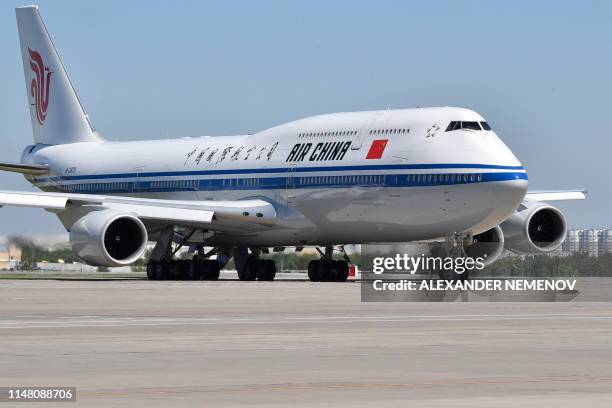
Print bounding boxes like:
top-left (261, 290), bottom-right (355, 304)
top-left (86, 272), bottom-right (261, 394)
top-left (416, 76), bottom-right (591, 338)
top-left (28, 48), bottom-right (52, 125)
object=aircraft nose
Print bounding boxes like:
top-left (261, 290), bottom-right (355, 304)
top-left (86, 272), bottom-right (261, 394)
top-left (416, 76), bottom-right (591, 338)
top-left (471, 133), bottom-right (528, 229)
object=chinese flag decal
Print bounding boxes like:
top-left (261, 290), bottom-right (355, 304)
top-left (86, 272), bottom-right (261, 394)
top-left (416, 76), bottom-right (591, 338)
top-left (366, 139), bottom-right (388, 159)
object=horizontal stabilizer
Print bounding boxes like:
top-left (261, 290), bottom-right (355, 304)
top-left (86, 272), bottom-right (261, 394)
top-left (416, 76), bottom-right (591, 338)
top-left (0, 162), bottom-right (48, 175)
top-left (0, 191), bottom-right (67, 209)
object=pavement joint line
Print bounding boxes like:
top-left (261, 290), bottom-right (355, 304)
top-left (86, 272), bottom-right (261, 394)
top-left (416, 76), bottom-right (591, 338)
top-left (3, 314), bottom-right (612, 329)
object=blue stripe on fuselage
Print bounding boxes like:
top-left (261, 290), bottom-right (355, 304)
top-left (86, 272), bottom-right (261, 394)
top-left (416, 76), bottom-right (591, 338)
top-left (33, 163), bottom-right (525, 183)
top-left (37, 170), bottom-right (528, 194)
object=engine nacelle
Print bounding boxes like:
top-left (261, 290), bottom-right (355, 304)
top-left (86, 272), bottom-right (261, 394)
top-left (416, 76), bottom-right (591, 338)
top-left (69, 210), bottom-right (148, 267)
top-left (501, 201), bottom-right (567, 253)
top-left (463, 225), bottom-right (505, 266)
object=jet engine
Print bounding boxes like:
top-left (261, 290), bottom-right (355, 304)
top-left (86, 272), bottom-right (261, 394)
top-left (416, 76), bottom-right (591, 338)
top-left (463, 225), bottom-right (505, 266)
top-left (500, 201), bottom-right (567, 253)
top-left (69, 210), bottom-right (148, 267)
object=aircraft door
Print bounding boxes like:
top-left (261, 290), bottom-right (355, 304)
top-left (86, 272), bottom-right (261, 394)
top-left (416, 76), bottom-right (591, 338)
top-left (132, 167), bottom-right (143, 194)
top-left (286, 164), bottom-right (297, 204)
top-left (351, 111), bottom-right (386, 151)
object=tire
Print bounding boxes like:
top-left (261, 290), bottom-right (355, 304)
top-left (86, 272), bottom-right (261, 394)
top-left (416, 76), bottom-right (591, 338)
top-left (318, 260), bottom-right (335, 282)
top-left (332, 260), bottom-right (349, 282)
top-left (146, 261), bottom-right (159, 280)
top-left (204, 266), bottom-right (220, 281)
top-left (170, 260), bottom-right (185, 280)
top-left (182, 260), bottom-right (198, 280)
top-left (195, 259), bottom-right (221, 281)
top-left (308, 260), bottom-right (320, 282)
top-left (237, 257), bottom-right (257, 281)
top-left (155, 261), bottom-right (170, 280)
top-left (256, 259), bottom-right (276, 281)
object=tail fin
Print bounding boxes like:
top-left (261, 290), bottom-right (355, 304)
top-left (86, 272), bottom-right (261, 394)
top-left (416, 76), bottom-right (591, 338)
top-left (15, 6), bottom-right (102, 145)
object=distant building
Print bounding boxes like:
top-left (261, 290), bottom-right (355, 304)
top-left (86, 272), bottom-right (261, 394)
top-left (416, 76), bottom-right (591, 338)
top-left (580, 229), bottom-right (599, 257)
top-left (599, 229), bottom-right (612, 256)
top-left (0, 244), bottom-right (21, 270)
top-left (562, 229), bottom-right (581, 254)
top-left (559, 228), bottom-right (612, 257)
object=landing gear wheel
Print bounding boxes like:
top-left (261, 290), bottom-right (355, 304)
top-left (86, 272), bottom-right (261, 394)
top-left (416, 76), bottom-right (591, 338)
top-left (308, 260), bottom-right (321, 282)
top-left (146, 261), bottom-right (163, 280)
top-left (237, 256), bottom-right (258, 281)
top-left (256, 259), bottom-right (276, 281)
top-left (165, 260), bottom-right (182, 280)
top-left (332, 260), bottom-right (349, 282)
top-left (308, 259), bottom-right (349, 282)
top-left (153, 260), bottom-right (170, 280)
top-left (317, 260), bottom-right (334, 282)
top-left (203, 263), bottom-right (221, 281)
top-left (193, 259), bottom-right (221, 280)
top-left (177, 259), bottom-right (196, 280)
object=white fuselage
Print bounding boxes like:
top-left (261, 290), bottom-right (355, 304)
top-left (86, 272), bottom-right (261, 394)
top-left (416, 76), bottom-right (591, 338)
top-left (21, 107), bottom-right (528, 246)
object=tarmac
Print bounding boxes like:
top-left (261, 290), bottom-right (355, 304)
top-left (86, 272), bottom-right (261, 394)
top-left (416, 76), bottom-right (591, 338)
top-left (2, 276), bottom-right (612, 407)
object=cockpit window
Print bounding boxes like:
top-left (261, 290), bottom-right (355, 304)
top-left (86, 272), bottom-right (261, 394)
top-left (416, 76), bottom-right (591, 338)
top-left (445, 121), bottom-right (461, 131)
top-left (446, 121), bottom-right (485, 131)
top-left (461, 121), bottom-right (482, 130)
top-left (480, 121), bottom-right (492, 130)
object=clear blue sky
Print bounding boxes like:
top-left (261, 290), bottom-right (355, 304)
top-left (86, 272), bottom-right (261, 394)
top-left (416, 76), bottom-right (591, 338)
top-left (0, 0), bottom-right (610, 235)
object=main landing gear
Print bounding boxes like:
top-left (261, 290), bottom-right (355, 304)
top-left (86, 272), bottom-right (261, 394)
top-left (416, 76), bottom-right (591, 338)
top-left (233, 246), bottom-right (277, 281)
top-left (145, 227), bottom-right (352, 283)
top-left (145, 229), bottom-right (278, 281)
top-left (146, 258), bottom-right (221, 281)
top-left (146, 227), bottom-right (226, 281)
top-left (307, 246), bottom-right (350, 282)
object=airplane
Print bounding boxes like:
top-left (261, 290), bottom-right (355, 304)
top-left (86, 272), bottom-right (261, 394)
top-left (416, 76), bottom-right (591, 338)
top-left (0, 5), bottom-right (586, 282)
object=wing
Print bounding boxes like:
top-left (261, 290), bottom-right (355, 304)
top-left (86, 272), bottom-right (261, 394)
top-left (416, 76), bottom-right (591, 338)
top-left (0, 190), bottom-right (276, 233)
top-left (524, 189), bottom-right (587, 202)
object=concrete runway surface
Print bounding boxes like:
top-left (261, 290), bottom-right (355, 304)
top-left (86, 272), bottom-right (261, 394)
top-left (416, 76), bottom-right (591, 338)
top-left (2, 278), bottom-right (612, 407)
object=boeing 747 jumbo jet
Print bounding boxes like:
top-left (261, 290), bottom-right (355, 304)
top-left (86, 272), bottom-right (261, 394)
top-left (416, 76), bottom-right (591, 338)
top-left (0, 6), bottom-right (586, 281)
